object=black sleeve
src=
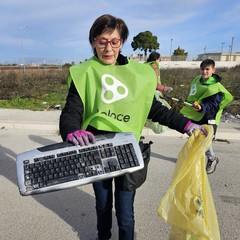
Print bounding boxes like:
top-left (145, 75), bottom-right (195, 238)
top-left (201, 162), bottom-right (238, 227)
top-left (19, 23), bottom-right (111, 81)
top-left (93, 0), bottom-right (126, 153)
top-left (148, 97), bottom-right (189, 133)
top-left (59, 81), bottom-right (84, 140)
top-left (201, 92), bottom-right (223, 117)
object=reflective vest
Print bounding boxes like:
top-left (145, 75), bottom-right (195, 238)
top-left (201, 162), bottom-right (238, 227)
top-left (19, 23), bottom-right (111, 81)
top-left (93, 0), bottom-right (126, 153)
top-left (146, 61), bottom-right (161, 84)
top-left (67, 56), bottom-right (156, 140)
top-left (180, 76), bottom-right (233, 125)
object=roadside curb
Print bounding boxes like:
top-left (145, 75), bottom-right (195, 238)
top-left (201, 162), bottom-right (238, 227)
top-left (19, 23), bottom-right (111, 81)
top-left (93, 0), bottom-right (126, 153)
top-left (0, 108), bottom-right (239, 140)
top-left (142, 126), bottom-right (240, 141)
top-left (1, 121), bottom-right (240, 140)
top-left (0, 122), bottom-right (59, 132)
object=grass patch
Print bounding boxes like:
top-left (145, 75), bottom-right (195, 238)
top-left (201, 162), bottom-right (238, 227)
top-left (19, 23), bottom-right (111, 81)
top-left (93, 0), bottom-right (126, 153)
top-left (0, 65), bottom-right (239, 115)
top-left (0, 93), bottom-right (67, 111)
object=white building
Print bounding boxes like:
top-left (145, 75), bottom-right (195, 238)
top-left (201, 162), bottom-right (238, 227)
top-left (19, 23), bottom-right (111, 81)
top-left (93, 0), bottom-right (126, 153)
top-left (197, 52), bottom-right (240, 62)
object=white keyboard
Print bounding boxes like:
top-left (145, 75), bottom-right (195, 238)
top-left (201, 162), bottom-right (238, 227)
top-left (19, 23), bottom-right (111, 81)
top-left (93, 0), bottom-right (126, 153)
top-left (16, 132), bottom-right (144, 196)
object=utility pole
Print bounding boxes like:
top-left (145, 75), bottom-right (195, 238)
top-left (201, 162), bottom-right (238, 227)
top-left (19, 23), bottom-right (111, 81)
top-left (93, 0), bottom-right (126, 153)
top-left (170, 38), bottom-right (173, 60)
top-left (20, 25), bottom-right (28, 73)
top-left (203, 45), bottom-right (206, 53)
top-left (229, 37), bottom-right (234, 61)
top-left (221, 42), bottom-right (225, 54)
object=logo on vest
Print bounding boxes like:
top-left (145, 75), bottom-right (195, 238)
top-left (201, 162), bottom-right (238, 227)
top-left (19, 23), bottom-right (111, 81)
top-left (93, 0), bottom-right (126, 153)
top-left (101, 74), bottom-right (128, 104)
top-left (189, 84), bottom-right (197, 96)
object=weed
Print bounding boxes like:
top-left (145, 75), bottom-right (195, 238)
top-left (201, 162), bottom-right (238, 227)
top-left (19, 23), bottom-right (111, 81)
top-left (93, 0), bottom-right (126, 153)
top-left (0, 65), bottom-right (239, 115)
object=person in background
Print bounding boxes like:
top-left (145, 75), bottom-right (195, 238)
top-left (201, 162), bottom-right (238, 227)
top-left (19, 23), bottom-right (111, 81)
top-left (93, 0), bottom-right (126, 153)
top-left (146, 51), bottom-right (173, 93)
top-left (180, 59), bottom-right (233, 174)
top-left (145, 51), bottom-right (172, 133)
top-left (60, 14), bottom-right (208, 240)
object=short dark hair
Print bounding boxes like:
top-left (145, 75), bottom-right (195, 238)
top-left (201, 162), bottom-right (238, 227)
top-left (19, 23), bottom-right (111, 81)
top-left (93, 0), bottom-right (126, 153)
top-left (89, 14), bottom-right (129, 53)
top-left (147, 52), bottom-right (160, 62)
top-left (200, 59), bottom-right (215, 68)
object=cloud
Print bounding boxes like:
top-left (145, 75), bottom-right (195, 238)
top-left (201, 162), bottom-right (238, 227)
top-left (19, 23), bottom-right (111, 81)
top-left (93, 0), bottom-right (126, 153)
top-left (0, 0), bottom-right (239, 63)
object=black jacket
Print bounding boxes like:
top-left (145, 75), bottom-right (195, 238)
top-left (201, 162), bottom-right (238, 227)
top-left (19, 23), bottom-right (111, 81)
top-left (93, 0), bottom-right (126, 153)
top-left (60, 55), bottom-right (189, 140)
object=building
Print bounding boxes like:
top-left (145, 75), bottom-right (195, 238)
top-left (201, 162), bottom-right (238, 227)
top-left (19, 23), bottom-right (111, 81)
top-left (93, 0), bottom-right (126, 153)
top-left (197, 52), bottom-right (240, 62)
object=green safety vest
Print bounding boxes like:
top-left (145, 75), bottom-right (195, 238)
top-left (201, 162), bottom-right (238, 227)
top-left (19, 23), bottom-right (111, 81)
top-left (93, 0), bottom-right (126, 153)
top-left (180, 76), bottom-right (233, 125)
top-left (147, 61), bottom-right (161, 84)
top-left (144, 61), bottom-right (170, 134)
top-left (67, 56), bottom-right (156, 140)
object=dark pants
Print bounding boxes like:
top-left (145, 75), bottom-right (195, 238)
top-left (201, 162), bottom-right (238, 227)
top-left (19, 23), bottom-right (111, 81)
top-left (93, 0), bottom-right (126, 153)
top-left (93, 178), bottom-right (136, 240)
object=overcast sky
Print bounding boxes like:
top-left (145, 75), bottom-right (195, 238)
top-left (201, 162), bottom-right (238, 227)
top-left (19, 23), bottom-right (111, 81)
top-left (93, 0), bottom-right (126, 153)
top-left (0, 0), bottom-right (239, 64)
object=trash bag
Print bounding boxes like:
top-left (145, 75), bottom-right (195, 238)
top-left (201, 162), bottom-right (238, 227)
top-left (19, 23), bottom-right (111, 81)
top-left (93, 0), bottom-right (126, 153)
top-left (158, 125), bottom-right (220, 240)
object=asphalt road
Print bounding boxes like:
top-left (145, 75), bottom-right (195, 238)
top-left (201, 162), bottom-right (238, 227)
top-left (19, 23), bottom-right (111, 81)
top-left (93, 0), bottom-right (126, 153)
top-left (0, 109), bottom-right (239, 240)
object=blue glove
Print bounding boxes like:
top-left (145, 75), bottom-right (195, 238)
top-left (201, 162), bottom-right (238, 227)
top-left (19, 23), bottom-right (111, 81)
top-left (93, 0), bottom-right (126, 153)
top-left (184, 121), bottom-right (208, 136)
top-left (66, 130), bottom-right (96, 146)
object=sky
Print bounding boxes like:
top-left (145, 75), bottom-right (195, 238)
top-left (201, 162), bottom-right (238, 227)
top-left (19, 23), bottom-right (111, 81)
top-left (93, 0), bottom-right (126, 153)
top-left (0, 0), bottom-right (239, 65)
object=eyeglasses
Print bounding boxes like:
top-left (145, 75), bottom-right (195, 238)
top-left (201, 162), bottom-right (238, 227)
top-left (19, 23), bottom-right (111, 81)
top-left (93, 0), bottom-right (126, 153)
top-left (94, 38), bottom-right (122, 49)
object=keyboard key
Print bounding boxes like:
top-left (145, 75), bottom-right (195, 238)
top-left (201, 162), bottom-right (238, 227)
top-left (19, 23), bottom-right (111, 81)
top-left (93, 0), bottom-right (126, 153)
top-left (46, 175), bottom-right (79, 186)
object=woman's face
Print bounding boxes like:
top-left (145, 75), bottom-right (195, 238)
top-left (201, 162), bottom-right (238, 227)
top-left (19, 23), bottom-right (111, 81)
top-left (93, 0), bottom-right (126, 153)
top-left (93, 29), bottom-right (122, 65)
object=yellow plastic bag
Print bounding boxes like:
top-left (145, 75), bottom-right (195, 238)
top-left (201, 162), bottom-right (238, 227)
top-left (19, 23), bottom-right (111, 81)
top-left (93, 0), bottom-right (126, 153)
top-left (158, 125), bottom-right (220, 240)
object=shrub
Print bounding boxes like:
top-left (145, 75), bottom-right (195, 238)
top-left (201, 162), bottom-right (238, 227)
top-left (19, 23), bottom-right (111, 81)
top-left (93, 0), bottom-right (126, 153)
top-left (0, 65), bottom-right (239, 114)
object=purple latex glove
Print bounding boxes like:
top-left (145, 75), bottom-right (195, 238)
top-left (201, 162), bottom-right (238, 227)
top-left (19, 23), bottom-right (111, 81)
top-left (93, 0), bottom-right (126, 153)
top-left (184, 121), bottom-right (208, 136)
top-left (66, 130), bottom-right (96, 146)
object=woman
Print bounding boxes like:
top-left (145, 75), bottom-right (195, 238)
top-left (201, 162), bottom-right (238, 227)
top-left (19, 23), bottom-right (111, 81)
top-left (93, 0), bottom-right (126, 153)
top-left (60, 14), bottom-right (207, 240)
top-left (145, 51), bottom-right (173, 134)
top-left (146, 51), bottom-right (173, 93)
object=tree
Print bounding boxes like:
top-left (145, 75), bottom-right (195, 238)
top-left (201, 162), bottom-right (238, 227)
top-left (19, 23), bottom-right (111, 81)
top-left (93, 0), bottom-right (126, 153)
top-left (131, 31), bottom-right (160, 58)
top-left (172, 46), bottom-right (188, 61)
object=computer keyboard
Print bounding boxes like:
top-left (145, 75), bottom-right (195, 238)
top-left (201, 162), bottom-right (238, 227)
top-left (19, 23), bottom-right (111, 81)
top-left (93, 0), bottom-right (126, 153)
top-left (16, 132), bottom-right (144, 196)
